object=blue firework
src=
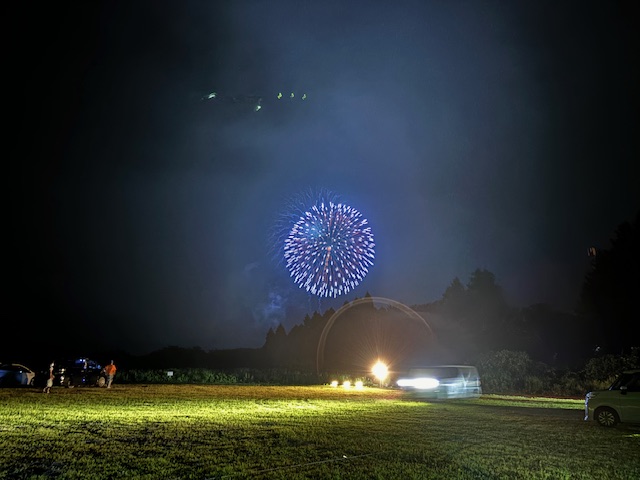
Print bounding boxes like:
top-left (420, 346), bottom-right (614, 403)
top-left (284, 201), bottom-right (375, 298)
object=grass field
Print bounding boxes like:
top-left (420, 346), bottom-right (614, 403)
top-left (1, 385), bottom-right (638, 479)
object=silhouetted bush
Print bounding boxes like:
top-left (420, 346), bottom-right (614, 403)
top-left (113, 348), bottom-right (639, 396)
top-left (477, 350), bottom-right (534, 393)
top-left (115, 368), bottom-right (326, 385)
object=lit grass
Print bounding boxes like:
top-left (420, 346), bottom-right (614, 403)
top-left (0, 385), bottom-right (638, 479)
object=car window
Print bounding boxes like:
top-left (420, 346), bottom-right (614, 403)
top-left (409, 367), bottom-right (459, 378)
top-left (610, 372), bottom-right (640, 391)
top-left (624, 374), bottom-right (640, 392)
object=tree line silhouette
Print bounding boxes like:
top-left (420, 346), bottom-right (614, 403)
top-left (10, 210), bottom-right (639, 375)
top-left (106, 209), bottom-right (638, 373)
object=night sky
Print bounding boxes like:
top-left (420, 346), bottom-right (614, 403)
top-left (8, 1), bottom-right (639, 357)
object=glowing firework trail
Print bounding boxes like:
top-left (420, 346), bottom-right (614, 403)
top-left (284, 201), bottom-right (375, 298)
top-left (201, 91), bottom-right (308, 111)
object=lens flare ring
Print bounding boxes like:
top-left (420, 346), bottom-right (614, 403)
top-left (316, 297), bottom-right (435, 375)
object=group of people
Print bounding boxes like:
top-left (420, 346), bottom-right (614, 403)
top-left (42, 360), bottom-right (117, 393)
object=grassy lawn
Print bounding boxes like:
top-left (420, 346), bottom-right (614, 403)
top-left (0, 385), bottom-right (638, 479)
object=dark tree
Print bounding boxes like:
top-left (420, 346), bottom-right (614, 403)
top-left (440, 277), bottom-right (468, 322)
top-left (579, 210), bottom-right (640, 354)
top-left (518, 303), bottom-right (584, 366)
top-left (262, 323), bottom-right (288, 366)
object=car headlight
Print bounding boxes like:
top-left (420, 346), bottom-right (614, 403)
top-left (397, 378), bottom-right (413, 387)
top-left (397, 377), bottom-right (439, 389)
top-left (414, 377), bottom-right (440, 389)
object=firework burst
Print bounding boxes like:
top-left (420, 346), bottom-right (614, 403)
top-left (284, 201), bottom-right (375, 298)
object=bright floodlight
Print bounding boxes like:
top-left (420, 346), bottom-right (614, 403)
top-left (355, 380), bottom-right (364, 389)
top-left (330, 380), bottom-right (338, 388)
top-left (343, 381), bottom-right (351, 389)
top-left (372, 361), bottom-right (389, 382)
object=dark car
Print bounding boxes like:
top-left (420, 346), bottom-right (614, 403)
top-left (56, 357), bottom-right (107, 388)
top-left (0, 363), bottom-right (36, 386)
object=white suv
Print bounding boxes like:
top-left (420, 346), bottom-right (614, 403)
top-left (396, 365), bottom-right (482, 399)
top-left (584, 369), bottom-right (640, 427)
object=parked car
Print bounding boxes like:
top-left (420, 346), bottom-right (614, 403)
top-left (396, 365), bottom-right (482, 399)
top-left (56, 357), bottom-right (107, 388)
top-left (0, 363), bottom-right (36, 386)
top-left (585, 369), bottom-right (640, 427)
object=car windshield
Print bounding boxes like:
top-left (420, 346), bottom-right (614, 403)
top-left (0, 365), bottom-right (23, 372)
top-left (609, 372), bottom-right (638, 390)
top-left (409, 367), bottom-right (461, 379)
top-left (71, 358), bottom-right (102, 370)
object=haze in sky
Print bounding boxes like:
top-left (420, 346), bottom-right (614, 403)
top-left (8, 1), bottom-right (638, 356)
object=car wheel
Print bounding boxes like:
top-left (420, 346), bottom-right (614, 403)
top-left (97, 376), bottom-right (106, 387)
top-left (65, 378), bottom-right (75, 389)
top-left (595, 407), bottom-right (619, 427)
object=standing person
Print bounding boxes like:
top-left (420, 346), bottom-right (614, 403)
top-left (42, 362), bottom-right (54, 394)
top-left (104, 360), bottom-right (117, 388)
